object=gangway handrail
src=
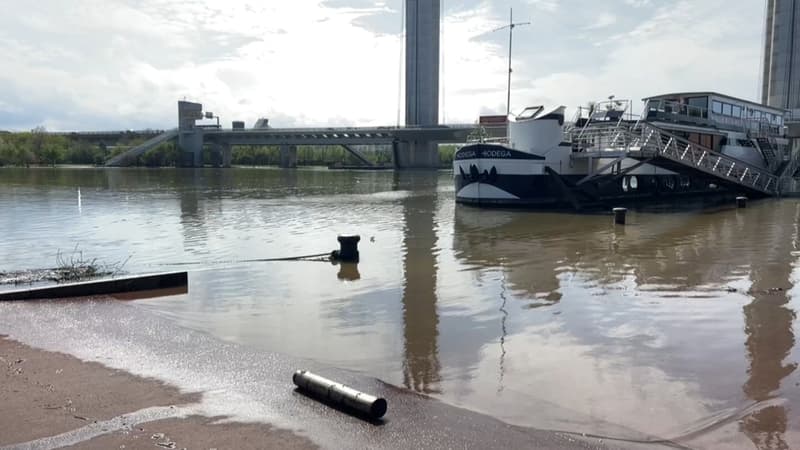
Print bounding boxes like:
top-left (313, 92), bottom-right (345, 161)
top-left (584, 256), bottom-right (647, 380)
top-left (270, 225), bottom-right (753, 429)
top-left (571, 121), bottom-right (779, 196)
top-left (636, 123), bottom-right (778, 195)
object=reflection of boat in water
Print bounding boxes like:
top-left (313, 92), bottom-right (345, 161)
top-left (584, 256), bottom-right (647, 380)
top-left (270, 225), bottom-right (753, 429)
top-left (455, 93), bottom-right (792, 210)
top-left (453, 202), bottom-right (800, 447)
top-left (452, 200), bottom-right (795, 297)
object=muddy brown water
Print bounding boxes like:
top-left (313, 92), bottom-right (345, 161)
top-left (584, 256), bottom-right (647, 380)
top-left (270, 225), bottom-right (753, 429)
top-left (1, 167), bottom-right (798, 448)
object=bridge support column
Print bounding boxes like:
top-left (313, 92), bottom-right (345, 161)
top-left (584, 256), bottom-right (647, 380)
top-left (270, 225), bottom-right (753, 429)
top-left (177, 101), bottom-right (205, 168)
top-left (394, 141), bottom-right (439, 169)
top-left (280, 144), bottom-right (298, 168)
top-left (208, 143), bottom-right (231, 168)
top-left (178, 131), bottom-right (204, 168)
top-left (222, 143), bottom-right (232, 168)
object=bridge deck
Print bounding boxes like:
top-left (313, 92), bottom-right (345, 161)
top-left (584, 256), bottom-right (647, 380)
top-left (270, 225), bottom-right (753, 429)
top-left (202, 124), bottom-right (476, 146)
top-left (102, 124), bottom-right (480, 167)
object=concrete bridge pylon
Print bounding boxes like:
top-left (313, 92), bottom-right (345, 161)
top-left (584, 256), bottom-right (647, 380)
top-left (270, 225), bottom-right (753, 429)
top-left (396, 0), bottom-right (441, 169)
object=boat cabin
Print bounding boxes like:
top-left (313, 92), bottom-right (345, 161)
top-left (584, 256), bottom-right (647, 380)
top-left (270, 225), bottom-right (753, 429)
top-left (643, 92), bottom-right (787, 138)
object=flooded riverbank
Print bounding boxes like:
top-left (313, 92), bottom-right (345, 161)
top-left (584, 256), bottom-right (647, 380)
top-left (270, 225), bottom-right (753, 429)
top-left (1, 167), bottom-right (799, 448)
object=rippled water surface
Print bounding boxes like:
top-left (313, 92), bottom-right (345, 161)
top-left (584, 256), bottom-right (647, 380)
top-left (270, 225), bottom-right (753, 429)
top-left (2, 167), bottom-right (800, 448)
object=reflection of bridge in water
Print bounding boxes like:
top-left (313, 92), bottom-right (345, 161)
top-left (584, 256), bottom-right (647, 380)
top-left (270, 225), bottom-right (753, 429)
top-left (398, 172), bottom-right (442, 393)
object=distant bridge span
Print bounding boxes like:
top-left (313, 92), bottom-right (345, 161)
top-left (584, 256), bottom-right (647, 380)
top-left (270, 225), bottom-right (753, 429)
top-left (104, 119), bottom-right (481, 168)
top-left (47, 130), bottom-right (164, 141)
top-left (202, 125), bottom-right (476, 146)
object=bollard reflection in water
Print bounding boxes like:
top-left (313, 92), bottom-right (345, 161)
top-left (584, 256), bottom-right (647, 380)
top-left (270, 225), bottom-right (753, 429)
top-left (336, 263), bottom-right (361, 281)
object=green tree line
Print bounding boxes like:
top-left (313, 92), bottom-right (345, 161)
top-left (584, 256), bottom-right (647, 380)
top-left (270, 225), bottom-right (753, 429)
top-left (0, 130), bottom-right (461, 168)
top-left (0, 128), bottom-right (139, 167)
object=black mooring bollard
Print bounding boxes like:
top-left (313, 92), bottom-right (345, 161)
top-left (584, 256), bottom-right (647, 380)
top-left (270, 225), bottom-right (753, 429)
top-left (736, 196), bottom-right (747, 208)
top-left (613, 207), bottom-right (627, 225)
top-left (293, 370), bottom-right (387, 419)
top-left (332, 235), bottom-right (360, 262)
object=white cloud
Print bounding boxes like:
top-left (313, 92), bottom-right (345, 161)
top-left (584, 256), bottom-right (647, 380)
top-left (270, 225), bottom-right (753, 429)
top-left (584, 12), bottom-right (617, 30)
top-left (527, 0), bottom-right (559, 12)
top-left (507, 0), bottom-right (764, 117)
top-left (0, 0), bottom-right (410, 130)
top-left (584, 12), bottom-right (618, 30)
top-left (0, 0), bottom-right (768, 131)
top-left (624, 0), bottom-right (652, 7)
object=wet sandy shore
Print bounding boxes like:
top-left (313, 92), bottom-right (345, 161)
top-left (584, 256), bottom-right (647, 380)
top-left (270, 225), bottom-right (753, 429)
top-left (0, 299), bottom-right (672, 449)
top-left (0, 336), bottom-right (316, 449)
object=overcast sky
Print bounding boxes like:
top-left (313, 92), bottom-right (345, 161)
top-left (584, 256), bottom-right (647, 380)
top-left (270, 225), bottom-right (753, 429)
top-left (0, 0), bottom-right (766, 131)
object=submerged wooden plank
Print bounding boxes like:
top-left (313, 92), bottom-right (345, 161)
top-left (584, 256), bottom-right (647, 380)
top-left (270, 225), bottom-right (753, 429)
top-left (0, 272), bottom-right (188, 301)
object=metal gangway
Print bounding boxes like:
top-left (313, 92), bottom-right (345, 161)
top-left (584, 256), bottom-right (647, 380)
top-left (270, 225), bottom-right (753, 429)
top-left (571, 121), bottom-right (780, 196)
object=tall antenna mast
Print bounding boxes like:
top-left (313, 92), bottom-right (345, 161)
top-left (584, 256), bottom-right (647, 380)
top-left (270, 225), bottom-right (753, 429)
top-left (493, 8), bottom-right (530, 117)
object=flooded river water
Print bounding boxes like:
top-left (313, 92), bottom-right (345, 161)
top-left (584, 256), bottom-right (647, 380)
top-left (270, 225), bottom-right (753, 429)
top-left (1, 167), bottom-right (799, 448)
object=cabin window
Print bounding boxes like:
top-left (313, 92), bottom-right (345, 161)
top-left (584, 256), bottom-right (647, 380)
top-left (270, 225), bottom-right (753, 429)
top-left (687, 97), bottom-right (708, 118)
top-left (722, 103), bottom-right (732, 116)
top-left (712, 101), bottom-right (723, 114)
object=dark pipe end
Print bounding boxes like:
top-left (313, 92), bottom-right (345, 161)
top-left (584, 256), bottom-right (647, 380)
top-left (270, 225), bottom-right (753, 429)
top-left (292, 370), bottom-right (305, 387)
top-left (371, 398), bottom-right (388, 419)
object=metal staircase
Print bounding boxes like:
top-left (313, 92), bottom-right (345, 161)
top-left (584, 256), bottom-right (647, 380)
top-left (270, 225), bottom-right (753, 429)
top-left (105, 129), bottom-right (178, 166)
top-left (340, 144), bottom-right (374, 166)
top-left (755, 137), bottom-right (780, 170)
top-left (777, 144), bottom-right (800, 194)
top-left (571, 122), bottom-right (779, 196)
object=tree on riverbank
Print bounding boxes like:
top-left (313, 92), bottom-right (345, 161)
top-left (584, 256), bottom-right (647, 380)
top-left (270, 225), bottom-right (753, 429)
top-left (39, 136), bottom-right (67, 167)
top-left (0, 130), bottom-right (139, 167)
top-left (0, 134), bottom-right (35, 167)
top-left (0, 130), bottom-right (462, 168)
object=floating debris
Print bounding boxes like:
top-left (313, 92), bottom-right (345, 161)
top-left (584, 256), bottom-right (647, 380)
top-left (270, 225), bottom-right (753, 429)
top-left (0, 267), bottom-right (112, 286)
top-left (0, 246), bottom-right (129, 286)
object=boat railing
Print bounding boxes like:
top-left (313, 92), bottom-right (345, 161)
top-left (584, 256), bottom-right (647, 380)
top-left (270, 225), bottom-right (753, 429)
top-left (573, 99), bottom-right (633, 140)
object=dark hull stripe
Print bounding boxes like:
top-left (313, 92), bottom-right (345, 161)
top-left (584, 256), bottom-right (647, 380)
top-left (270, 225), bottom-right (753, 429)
top-left (455, 173), bottom-right (758, 210)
